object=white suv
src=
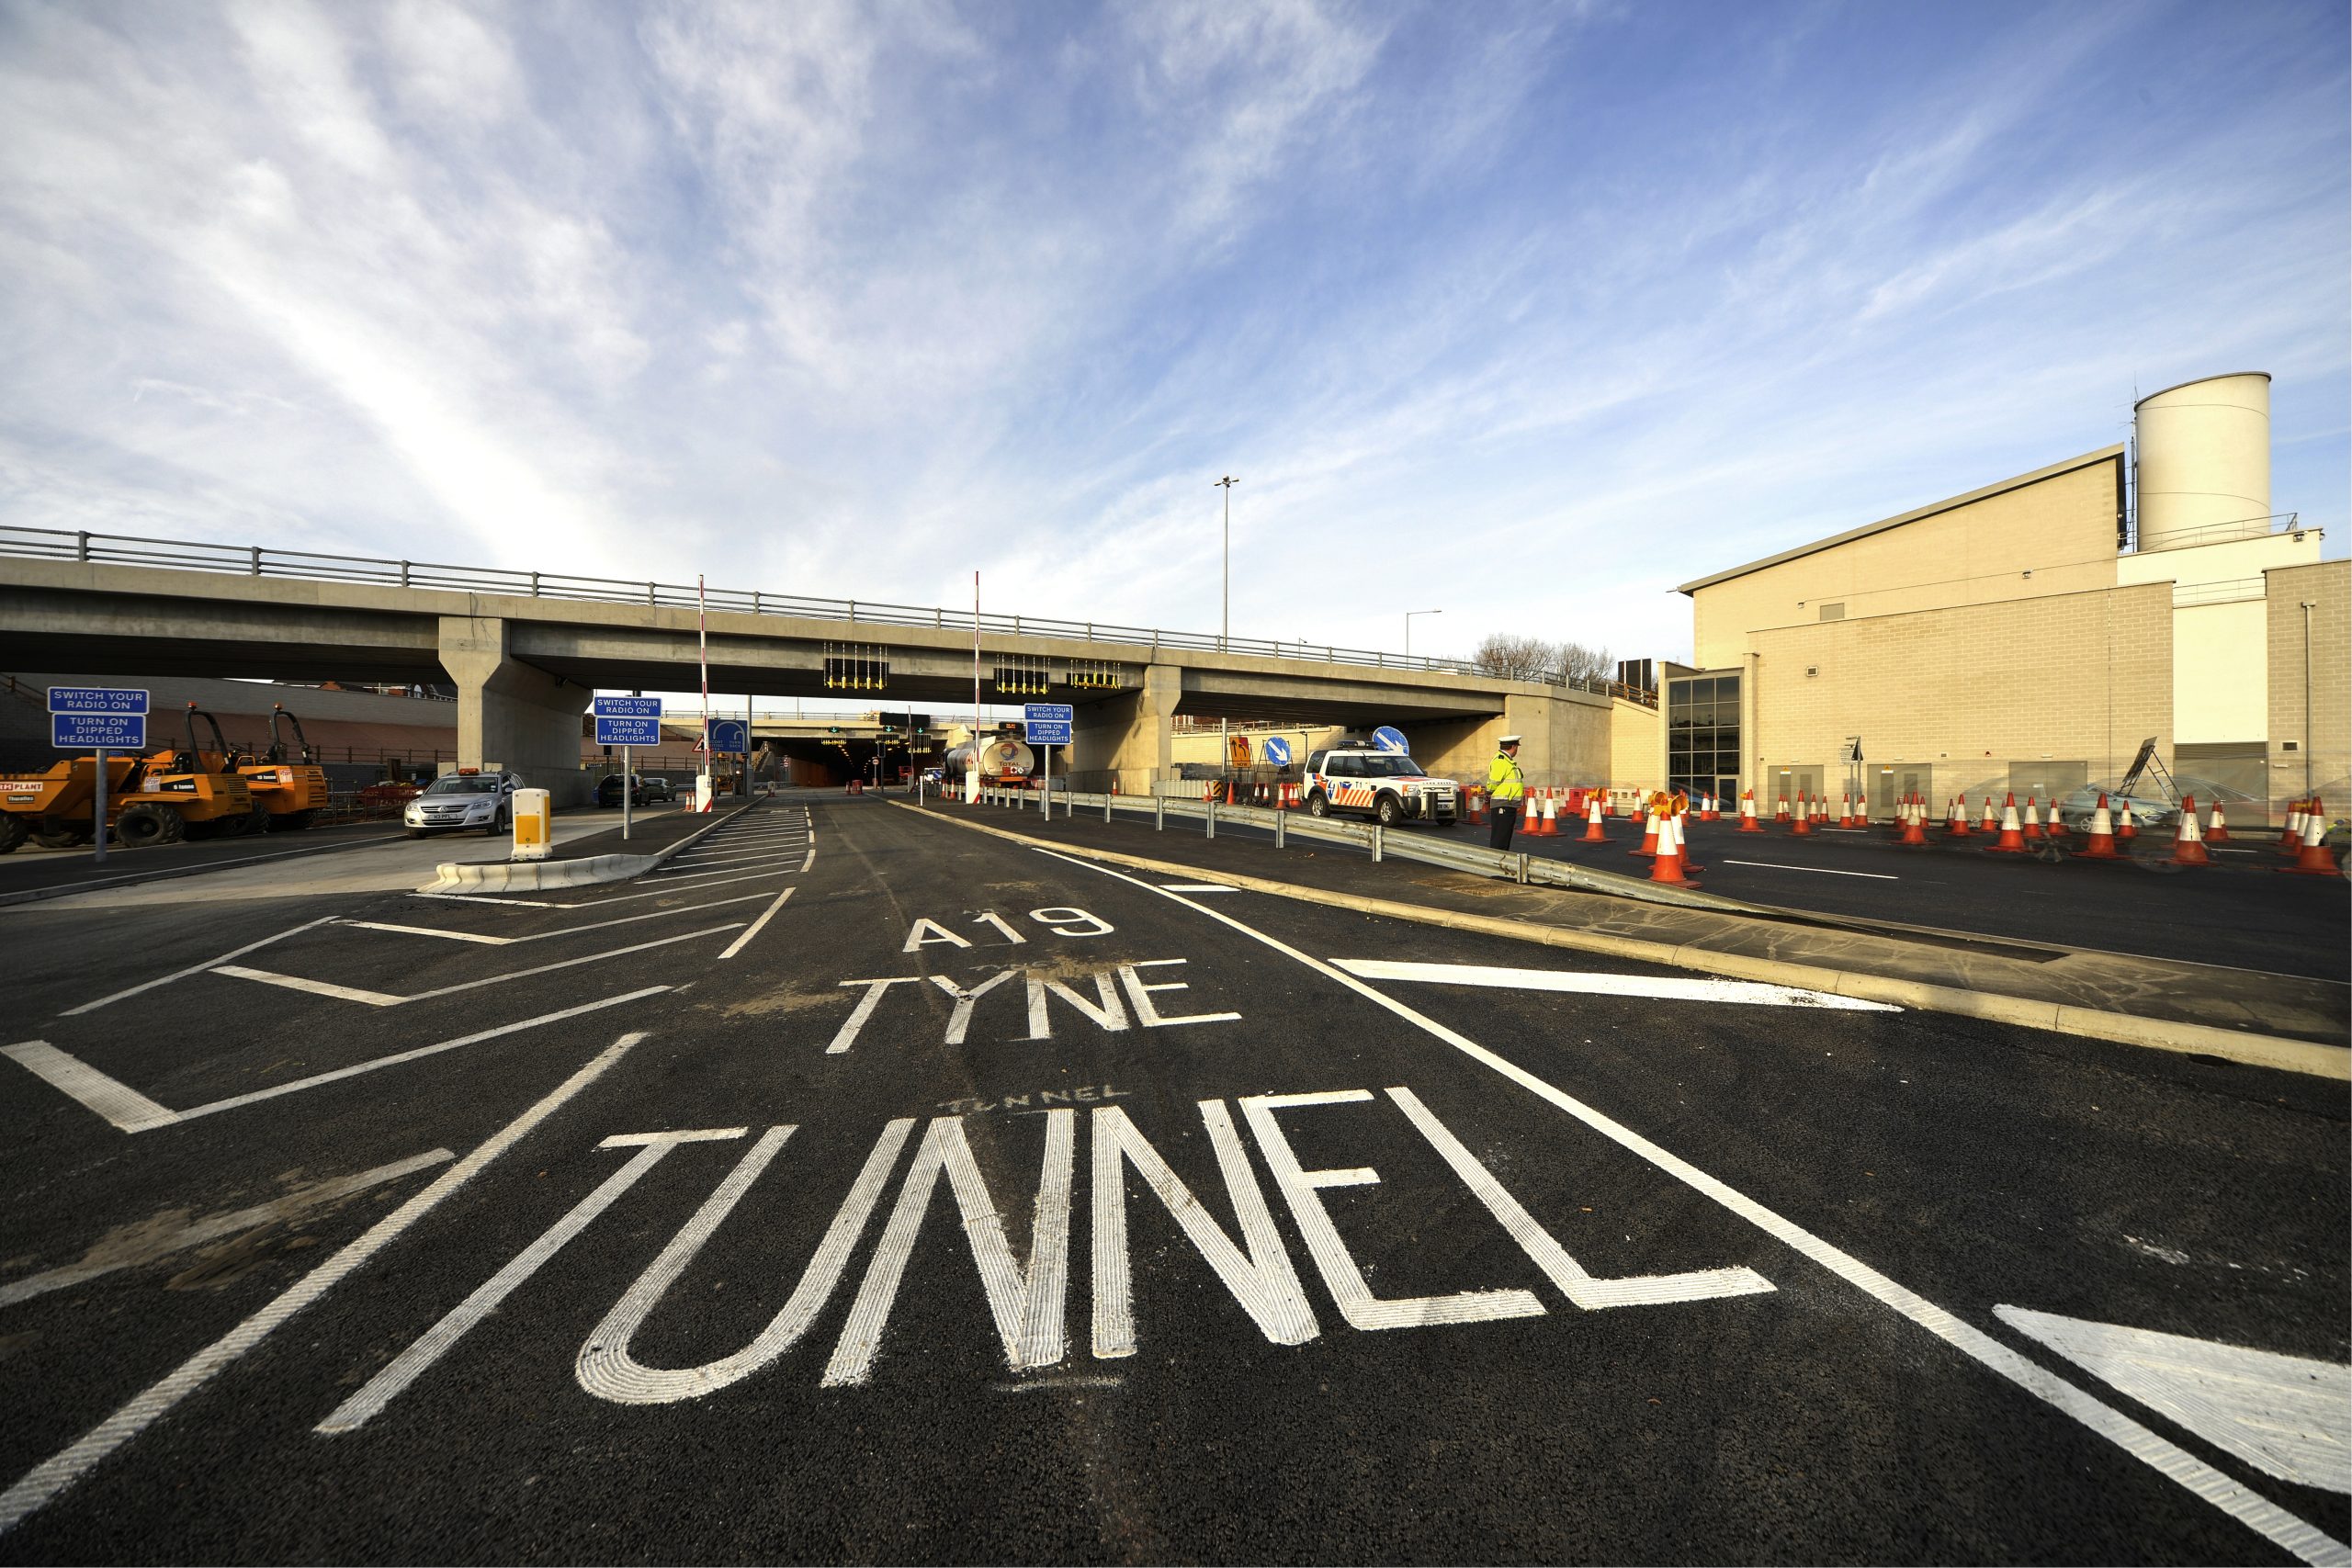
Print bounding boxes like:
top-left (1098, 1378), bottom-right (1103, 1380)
top-left (404, 771), bottom-right (520, 838)
top-left (1302, 748), bottom-right (1459, 827)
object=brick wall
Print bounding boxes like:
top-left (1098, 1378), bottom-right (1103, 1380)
top-left (1748, 581), bottom-right (2173, 807)
top-left (1692, 456), bottom-right (2122, 669)
top-left (2266, 559), bottom-right (2350, 810)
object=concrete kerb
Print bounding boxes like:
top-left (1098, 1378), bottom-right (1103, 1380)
top-left (423, 800), bottom-right (762, 894)
top-left (894, 799), bottom-right (2349, 1082)
top-left (0, 829), bottom-right (415, 910)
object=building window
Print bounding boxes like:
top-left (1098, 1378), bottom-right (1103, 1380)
top-left (1666, 672), bottom-right (1742, 796)
top-left (1818, 603), bottom-right (1845, 622)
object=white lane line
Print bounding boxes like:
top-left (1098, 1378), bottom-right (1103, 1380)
top-left (1333, 959), bottom-right (1899, 1011)
top-left (672, 834), bottom-right (809, 853)
top-left (508, 894), bottom-right (773, 942)
top-left (718, 887), bottom-right (796, 960)
top-left (1718, 860), bottom-right (1900, 880)
top-left (334, 920), bottom-right (514, 945)
top-left (0, 1150), bottom-right (457, 1309)
top-left (658, 851), bottom-right (804, 874)
top-left (1997, 1306), bottom-right (2352, 1494)
top-left (401, 927), bottom-right (743, 1003)
top-left (0, 1032), bottom-right (648, 1535)
top-left (541, 868), bottom-right (798, 908)
top-left (4, 992), bottom-right (667, 1134)
top-left (209, 967), bottom-right (406, 1007)
top-left (800, 845), bottom-right (814, 873)
top-left (1, 1042), bottom-right (180, 1133)
top-left (409, 892), bottom-right (560, 908)
top-left (668, 842), bottom-right (808, 863)
top-left (1161, 883), bottom-right (1239, 893)
top-left (169, 990), bottom-right (670, 1126)
top-left (1031, 846), bottom-right (2347, 1568)
top-left (62, 916), bottom-right (342, 1017)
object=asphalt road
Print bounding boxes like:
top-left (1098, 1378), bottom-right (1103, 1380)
top-left (1139, 799), bottom-right (2351, 982)
top-left (0, 795), bottom-right (2344, 1562)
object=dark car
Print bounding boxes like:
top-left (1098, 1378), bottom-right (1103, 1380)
top-left (595, 773), bottom-right (648, 808)
top-left (638, 774), bottom-right (676, 803)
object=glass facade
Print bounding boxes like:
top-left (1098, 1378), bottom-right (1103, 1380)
top-left (1667, 672), bottom-right (1742, 796)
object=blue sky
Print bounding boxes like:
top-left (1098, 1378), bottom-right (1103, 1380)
top-left (1, 0), bottom-right (2344, 668)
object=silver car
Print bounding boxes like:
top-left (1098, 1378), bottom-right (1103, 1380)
top-left (403, 772), bottom-right (518, 837)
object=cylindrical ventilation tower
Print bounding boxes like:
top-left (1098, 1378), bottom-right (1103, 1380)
top-left (2132, 371), bottom-right (2271, 550)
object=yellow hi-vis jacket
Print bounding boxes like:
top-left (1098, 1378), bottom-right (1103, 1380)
top-left (1487, 750), bottom-right (1525, 802)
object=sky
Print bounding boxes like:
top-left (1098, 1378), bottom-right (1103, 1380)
top-left (1, 0), bottom-right (2346, 673)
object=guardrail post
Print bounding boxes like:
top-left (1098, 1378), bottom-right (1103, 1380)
top-left (1155, 794), bottom-right (1164, 831)
top-left (1205, 799), bottom-right (1216, 840)
top-left (848, 600), bottom-right (857, 622)
top-left (249, 546), bottom-right (262, 575)
top-left (752, 590), bottom-right (762, 615)
top-left (400, 560), bottom-right (411, 587)
top-left (1372, 823), bottom-right (1383, 862)
top-left (530, 570), bottom-right (540, 597)
top-left (1516, 852), bottom-right (1529, 885)
top-left (1274, 810), bottom-right (1284, 849)
top-left (1103, 793), bottom-right (1111, 824)
top-left (646, 581), bottom-right (656, 606)
top-left (76, 531), bottom-right (90, 563)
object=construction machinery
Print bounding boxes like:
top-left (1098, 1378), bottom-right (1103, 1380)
top-left (0, 705), bottom-right (258, 852)
top-left (232, 703), bottom-right (331, 830)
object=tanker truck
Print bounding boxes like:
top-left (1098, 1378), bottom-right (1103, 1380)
top-left (941, 736), bottom-right (1037, 785)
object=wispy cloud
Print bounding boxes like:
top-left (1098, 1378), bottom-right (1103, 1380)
top-left (0, 0), bottom-right (2341, 666)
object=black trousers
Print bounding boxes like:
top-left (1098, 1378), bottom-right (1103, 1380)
top-left (1488, 803), bottom-right (1519, 850)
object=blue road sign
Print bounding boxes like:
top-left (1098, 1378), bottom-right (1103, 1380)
top-left (707, 719), bottom-right (749, 753)
top-left (1023, 702), bottom-right (1074, 746)
top-left (1371, 725), bottom-right (1409, 754)
top-left (595, 716), bottom-right (662, 747)
top-left (48, 685), bottom-right (147, 716)
top-left (593, 695), bottom-right (662, 718)
top-left (1262, 737), bottom-right (1293, 766)
top-left (54, 712), bottom-right (146, 750)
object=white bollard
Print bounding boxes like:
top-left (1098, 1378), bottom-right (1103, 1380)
top-left (509, 788), bottom-right (551, 863)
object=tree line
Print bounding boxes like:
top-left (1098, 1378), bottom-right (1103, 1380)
top-left (1468, 635), bottom-right (1616, 685)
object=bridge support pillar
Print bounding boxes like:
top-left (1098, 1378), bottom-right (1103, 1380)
top-left (1416, 694), bottom-right (1609, 789)
top-left (438, 616), bottom-right (593, 807)
top-left (1070, 663), bottom-right (1179, 795)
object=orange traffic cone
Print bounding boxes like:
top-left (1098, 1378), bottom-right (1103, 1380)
top-left (2043, 800), bottom-right (2069, 840)
top-left (1837, 793), bottom-right (1855, 829)
top-left (1678, 807), bottom-right (1704, 874)
top-left (2278, 798), bottom-right (2342, 876)
top-left (2278, 798), bottom-right (2307, 853)
top-left (2075, 794), bottom-right (2120, 860)
top-left (1984, 794), bottom-right (2028, 853)
top-left (1946, 795), bottom-right (1972, 837)
top-left (1773, 792), bottom-right (1791, 823)
top-left (1702, 795), bottom-right (1721, 822)
top-left (2205, 798), bottom-right (2229, 842)
top-left (1792, 792), bottom-right (1814, 836)
top-left (1580, 795), bottom-right (1607, 841)
top-left (1979, 795), bottom-right (1998, 833)
top-left (2115, 796), bottom-right (2137, 840)
top-left (1898, 795), bottom-right (1928, 846)
top-left (1648, 812), bottom-right (1700, 886)
top-left (1737, 790), bottom-right (1764, 833)
top-left (1632, 806), bottom-right (1661, 856)
top-left (2020, 796), bottom-right (2044, 840)
top-left (2168, 795), bottom-right (2210, 866)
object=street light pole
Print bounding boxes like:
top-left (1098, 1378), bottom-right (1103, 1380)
top-left (1406, 608), bottom-right (1442, 659)
top-left (1214, 475), bottom-right (1238, 792)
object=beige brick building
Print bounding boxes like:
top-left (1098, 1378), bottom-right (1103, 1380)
top-left (1661, 373), bottom-right (2345, 823)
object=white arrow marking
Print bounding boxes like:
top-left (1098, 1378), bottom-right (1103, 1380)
top-left (1330, 959), bottom-right (1900, 1010)
top-left (1997, 1306), bottom-right (2351, 1493)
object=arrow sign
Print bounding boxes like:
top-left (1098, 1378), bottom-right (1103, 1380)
top-left (1263, 736), bottom-right (1293, 766)
top-left (1996, 1305), bottom-right (2351, 1492)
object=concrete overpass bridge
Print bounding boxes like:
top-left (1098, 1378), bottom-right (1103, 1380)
top-left (1, 526), bottom-right (1624, 804)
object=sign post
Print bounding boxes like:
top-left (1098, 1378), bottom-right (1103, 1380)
top-left (50, 688), bottom-right (147, 867)
top-left (1023, 704), bottom-right (1073, 823)
top-left (594, 697), bottom-right (663, 841)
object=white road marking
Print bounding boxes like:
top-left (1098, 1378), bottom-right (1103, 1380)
top-left (0, 1150), bottom-right (456, 1309)
top-left (335, 920), bottom-right (514, 944)
top-left (61, 916), bottom-right (341, 1016)
top-left (576, 1120), bottom-right (915, 1406)
top-left (1032, 845), bottom-right (2346, 1568)
top-left (1718, 860), bottom-right (1899, 880)
top-left (659, 852), bottom-right (803, 875)
top-left (316, 1126), bottom-right (751, 1434)
top-left (209, 966), bottom-right (407, 1007)
top-left (829, 977), bottom-right (922, 1054)
top-left (409, 892), bottom-right (560, 908)
top-left (1332, 959), bottom-right (1900, 1011)
top-left (0, 1031), bottom-right (648, 1535)
top-left (3, 991), bottom-right (669, 1134)
top-left (1160, 883), bottom-right (1238, 893)
top-left (718, 887), bottom-right (796, 960)
top-left (401, 927), bottom-right (742, 1002)
top-left (506, 894), bottom-right (774, 941)
top-left (1996, 1306), bottom-right (2352, 1493)
top-left (1, 1042), bottom-right (180, 1133)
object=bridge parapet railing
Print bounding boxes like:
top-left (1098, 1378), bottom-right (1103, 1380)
top-left (1, 523), bottom-right (1651, 691)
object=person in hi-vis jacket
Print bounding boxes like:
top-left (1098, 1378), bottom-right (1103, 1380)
top-left (1487, 735), bottom-right (1525, 850)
